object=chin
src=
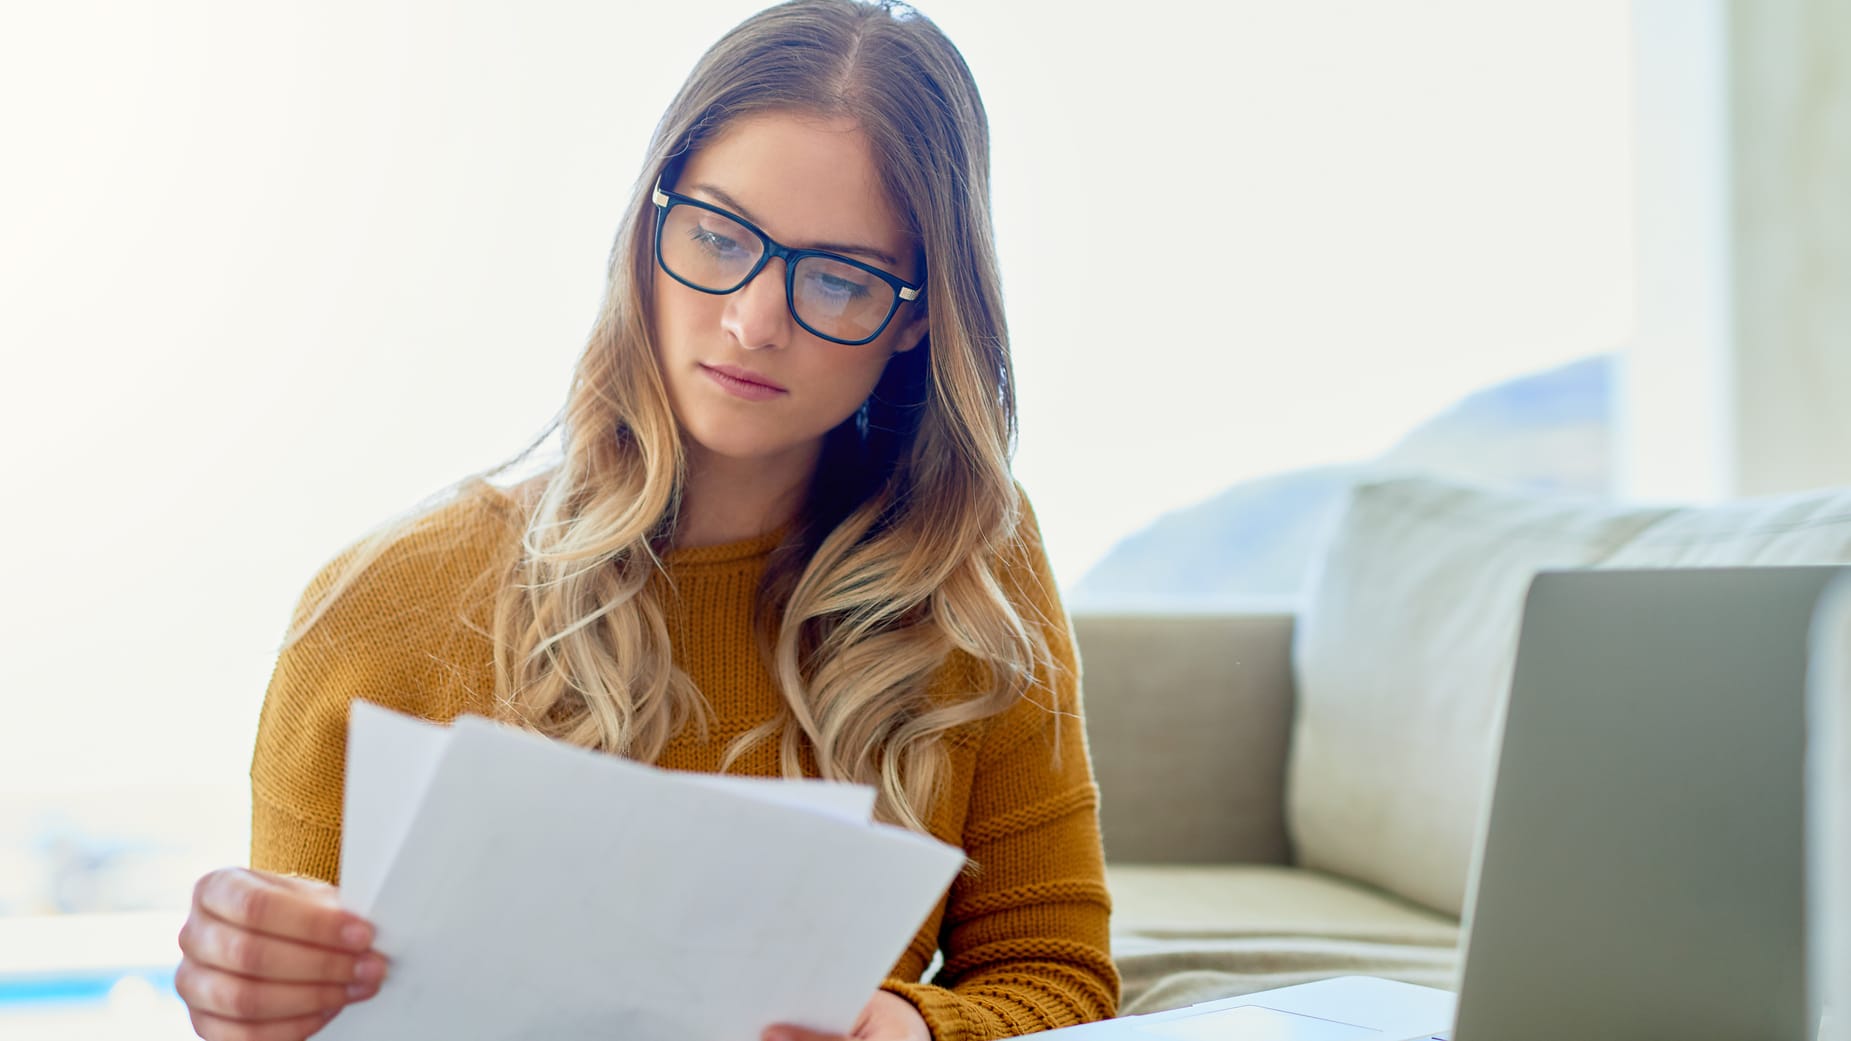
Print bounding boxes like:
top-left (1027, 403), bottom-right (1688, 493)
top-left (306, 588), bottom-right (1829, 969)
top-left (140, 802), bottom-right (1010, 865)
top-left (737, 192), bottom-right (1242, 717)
top-left (681, 421), bottom-right (799, 465)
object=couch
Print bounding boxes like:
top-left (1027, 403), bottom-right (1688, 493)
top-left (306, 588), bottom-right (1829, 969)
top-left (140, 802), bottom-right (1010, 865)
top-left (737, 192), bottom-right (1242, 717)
top-left (1076, 475), bottom-right (1851, 1015)
top-left (1076, 610), bottom-right (1461, 1014)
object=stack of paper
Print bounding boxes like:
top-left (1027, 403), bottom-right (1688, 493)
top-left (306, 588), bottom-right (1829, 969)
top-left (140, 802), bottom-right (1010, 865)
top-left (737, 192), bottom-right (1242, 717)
top-left (319, 701), bottom-right (966, 1041)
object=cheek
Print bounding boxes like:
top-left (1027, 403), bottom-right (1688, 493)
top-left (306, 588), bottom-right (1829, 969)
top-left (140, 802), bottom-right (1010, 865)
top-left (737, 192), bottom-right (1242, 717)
top-left (647, 278), bottom-right (674, 348)
top-left (835, 324), bottom-right (918, 400)
top-left (775, 350), bottom-right (889, 427)
top-left (649, 279), bottom-right (685, 338)
top-left (837, 351), bottom-right (901, 410)
top-left (651, 280), bottom-right (722, 351)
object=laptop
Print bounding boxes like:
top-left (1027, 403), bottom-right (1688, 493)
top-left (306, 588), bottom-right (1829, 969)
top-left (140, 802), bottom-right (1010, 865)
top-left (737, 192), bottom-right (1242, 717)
top-left (1811, 573), bottom-right (1851, 1040)
top-left (1039, 565), bottom-right (1846, 1040)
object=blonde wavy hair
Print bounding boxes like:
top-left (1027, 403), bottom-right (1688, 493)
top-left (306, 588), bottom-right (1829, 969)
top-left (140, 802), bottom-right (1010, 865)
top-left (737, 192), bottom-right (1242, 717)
top-left (284, 0), bottom-right (1051, 833)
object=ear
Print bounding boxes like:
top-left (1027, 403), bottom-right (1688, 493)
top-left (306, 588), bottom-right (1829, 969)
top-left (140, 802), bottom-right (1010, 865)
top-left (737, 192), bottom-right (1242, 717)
top-left (890, 304), bottom-right (929, 354)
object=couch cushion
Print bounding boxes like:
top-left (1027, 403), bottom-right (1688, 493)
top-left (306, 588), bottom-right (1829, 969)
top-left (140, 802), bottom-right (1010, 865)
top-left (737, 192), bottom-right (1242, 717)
top-left (1076, 612), bottom-right (1296, 867)
top-left (1287, 476), bottom-right (1851, 918)
top-left (1108, 863), bottom-right (1459, 1013)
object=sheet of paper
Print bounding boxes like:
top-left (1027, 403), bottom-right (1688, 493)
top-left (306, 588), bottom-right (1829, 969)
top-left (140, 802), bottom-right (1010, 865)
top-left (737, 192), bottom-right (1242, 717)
top-left (340, 702), bottom-right (873, 909)
top-left (338, 701), bottom-right (453, 914)
top-left (321, 706), bottom-right (964, 1041)
top-left (682, 772), bottom-right (876, 823)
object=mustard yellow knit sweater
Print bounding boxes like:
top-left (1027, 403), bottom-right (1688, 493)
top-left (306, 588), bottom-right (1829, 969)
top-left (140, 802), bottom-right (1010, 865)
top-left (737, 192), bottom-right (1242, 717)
top-left (249, 478), bottom-right (1118, 1039)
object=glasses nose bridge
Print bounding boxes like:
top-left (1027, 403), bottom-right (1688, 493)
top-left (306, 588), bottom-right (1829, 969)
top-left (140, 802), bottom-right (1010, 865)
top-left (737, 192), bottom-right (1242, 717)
top-left (756, 235), bottom-right (802, 275)
top-left (725, 237), bottom-right (798, 337)
top-left (739, 233), bottom-right (802, 307)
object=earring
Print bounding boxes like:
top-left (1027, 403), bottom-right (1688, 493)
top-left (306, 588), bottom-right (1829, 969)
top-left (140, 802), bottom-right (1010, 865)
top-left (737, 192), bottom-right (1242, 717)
top-left (855, 399), bottom-right (872, 441)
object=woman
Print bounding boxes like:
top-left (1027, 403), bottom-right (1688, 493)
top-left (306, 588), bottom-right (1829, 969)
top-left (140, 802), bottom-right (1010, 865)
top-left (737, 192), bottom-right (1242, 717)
top-left (174, 2), bottom-right (1118, 1038)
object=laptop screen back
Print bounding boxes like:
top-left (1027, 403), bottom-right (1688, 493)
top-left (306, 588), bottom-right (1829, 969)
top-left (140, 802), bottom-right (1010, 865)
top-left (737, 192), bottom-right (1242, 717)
top-left (1452, 566), bottom-right (1846, 1041)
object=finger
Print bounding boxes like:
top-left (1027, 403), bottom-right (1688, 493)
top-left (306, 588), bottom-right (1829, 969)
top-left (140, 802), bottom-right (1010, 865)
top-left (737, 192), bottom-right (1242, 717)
top-left (174, 958), bottom-right (354, 1023)
top-left (763, 1026), bottom-right (841, 1041)
top-left (194, 869), bottom-right (374, 953)
top-left (262, 871), bottom-right (336, 892)
top-left (189, 1005), bottom-right (340, 1041)
top-left (179, 913), bottom-right (384, 986)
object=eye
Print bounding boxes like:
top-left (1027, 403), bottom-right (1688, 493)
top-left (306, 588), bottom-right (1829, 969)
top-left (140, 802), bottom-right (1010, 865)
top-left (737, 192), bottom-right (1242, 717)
top-left (688, 223), bottom-right (748, 258)
top-left (804, 268), bottom-right (874, 300)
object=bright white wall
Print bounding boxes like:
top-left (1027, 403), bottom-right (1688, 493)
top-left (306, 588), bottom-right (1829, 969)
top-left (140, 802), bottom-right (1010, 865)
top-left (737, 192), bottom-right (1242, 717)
top-left (1617, 0), bottom-right (1733, 503)
top-left (973, 2), bottom-right (1630, 574)
top-left (0, 1), bottom-right (1630, 796)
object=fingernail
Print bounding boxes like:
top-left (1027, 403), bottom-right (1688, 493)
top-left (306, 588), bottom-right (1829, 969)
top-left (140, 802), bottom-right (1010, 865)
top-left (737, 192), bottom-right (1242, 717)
top-left (346, 983), bottom-right (375, 1001)
top-left (354, 956), bottom-right (384, 983)
top-left (341, 922), bottom-right (371, 950)
top-left (764, 1030), bottom-right (794, 1041)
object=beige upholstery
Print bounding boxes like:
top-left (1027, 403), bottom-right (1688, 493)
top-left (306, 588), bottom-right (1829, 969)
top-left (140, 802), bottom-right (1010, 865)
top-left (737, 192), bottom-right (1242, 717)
top-left (1072, 612), bottom-right (1295, 867)
top-left (1074, 611), bottom-right (1462, 1013)
top-left (1106, 865), bottom-right (1459, 1014)
top-left (1106, 864), bottom-right (1459, 944)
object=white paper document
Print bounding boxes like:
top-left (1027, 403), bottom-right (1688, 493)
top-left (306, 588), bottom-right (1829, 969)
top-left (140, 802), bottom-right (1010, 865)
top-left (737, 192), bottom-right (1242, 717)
top-left (320, 701), bottom-right (966, 1041)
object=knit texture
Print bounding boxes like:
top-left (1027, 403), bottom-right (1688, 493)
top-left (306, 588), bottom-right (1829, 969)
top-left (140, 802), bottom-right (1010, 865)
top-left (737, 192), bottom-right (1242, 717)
top-left (249, 478), bottom-right (1119, 1037)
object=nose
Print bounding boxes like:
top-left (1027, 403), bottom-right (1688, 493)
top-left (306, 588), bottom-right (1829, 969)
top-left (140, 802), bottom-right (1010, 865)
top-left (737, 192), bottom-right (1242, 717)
top-left (719, 258), bottom-right (793, 351)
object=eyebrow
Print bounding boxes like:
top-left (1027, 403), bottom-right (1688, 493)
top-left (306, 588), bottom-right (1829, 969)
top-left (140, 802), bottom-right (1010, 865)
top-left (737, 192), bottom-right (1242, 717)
top-left (686, 182), bottom-right (905, 269)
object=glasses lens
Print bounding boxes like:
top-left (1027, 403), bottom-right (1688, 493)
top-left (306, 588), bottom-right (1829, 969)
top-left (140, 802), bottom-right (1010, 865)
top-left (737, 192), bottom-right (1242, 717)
top-left (659, 203), bottom-right (764, 291)
top-left (792, 255), bottom-right (898, 344)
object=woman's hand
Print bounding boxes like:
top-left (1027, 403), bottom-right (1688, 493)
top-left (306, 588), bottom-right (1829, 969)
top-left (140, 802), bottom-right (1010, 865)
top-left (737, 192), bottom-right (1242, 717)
top-left (175, 867), bottom-right (388, 1041)
top-left (763, 991), bottom-right (930, 1041)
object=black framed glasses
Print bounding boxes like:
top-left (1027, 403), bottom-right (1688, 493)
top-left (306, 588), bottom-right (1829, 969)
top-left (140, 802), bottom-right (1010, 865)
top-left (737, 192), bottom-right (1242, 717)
top-left (651, 178), bottom-right (924, 346)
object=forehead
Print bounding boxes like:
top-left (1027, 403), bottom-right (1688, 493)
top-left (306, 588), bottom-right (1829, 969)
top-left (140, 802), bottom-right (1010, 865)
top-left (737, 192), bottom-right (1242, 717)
top-left (677, 111), bottom-right (910, 256)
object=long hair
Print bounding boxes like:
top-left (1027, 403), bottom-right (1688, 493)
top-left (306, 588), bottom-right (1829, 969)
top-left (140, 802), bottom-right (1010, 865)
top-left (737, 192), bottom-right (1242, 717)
top-left (284, 0), bottom-right (1047, 832)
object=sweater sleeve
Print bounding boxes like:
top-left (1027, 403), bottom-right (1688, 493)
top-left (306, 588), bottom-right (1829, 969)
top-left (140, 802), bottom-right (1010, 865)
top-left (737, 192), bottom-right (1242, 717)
top-left (249, 484), bottom-right (512, 883)
top-left (880, 493), bottom-right (1121, 1038)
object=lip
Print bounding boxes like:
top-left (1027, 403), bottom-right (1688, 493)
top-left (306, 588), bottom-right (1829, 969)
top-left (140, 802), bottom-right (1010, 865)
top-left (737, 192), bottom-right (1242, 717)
top-left (700, 363), bottom-right (788, 401)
